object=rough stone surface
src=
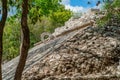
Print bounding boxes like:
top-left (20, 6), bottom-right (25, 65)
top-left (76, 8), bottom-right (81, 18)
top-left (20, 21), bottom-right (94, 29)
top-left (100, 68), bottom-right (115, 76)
top-left (22, 16), bottom-right (120, 80)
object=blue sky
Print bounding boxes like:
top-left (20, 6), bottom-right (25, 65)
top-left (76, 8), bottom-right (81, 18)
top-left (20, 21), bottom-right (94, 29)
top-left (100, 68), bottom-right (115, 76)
top-left (0, 0), bottom-right (104, 20)
top-left (0, 6), bottom-right (17, 20)
top-left (61, 0), bottom-right (103, 12)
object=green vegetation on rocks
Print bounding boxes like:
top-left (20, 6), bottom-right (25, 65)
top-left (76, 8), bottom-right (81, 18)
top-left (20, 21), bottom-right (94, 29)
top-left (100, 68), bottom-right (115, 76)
top-left (97, 0), bottom-right (120, 27)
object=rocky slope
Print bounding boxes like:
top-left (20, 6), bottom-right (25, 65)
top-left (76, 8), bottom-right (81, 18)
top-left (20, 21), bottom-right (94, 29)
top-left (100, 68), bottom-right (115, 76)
top-left (22, 16), bottom-right (120, 80)
top-left (2, 11), bottom-right (94, 80)
top-left (2, 9), bottom-right (120, 80)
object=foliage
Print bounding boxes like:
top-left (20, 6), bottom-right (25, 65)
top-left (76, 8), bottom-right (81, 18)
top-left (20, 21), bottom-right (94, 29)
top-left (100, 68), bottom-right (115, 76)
top-left (27, 0), bottom-right (72, 46)
top-left (2, 0), bottom-right (72, 61)
top-left (29, 0), bottom-right (62, 24)
top-left (97, 0), bottom-right (120, 27)
top-left (49, 10), bottom-right (72, 31)
top-left (3, 17), bottom-right (20, 61)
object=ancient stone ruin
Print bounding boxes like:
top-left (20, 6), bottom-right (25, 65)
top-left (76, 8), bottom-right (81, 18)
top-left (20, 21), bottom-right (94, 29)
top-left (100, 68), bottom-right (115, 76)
top-left (2, 9), bottom-right (120, 80)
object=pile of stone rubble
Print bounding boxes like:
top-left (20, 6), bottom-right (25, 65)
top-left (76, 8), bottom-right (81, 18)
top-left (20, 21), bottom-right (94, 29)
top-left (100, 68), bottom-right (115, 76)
top-left (52, 9), bottom-right (102, 36)
top-left (22, 14), bottom-right (120, 80)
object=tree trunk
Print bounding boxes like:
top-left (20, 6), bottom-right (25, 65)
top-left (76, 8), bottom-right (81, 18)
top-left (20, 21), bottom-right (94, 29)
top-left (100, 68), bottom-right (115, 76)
top-left (14, 0), bottom-right (30, 80)
top-left (0, 0), bottom-right (7, 80)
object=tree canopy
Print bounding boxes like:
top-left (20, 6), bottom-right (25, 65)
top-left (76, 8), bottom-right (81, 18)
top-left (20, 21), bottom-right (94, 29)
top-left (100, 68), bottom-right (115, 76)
top-left (2, 0), bottom-right (72, 61)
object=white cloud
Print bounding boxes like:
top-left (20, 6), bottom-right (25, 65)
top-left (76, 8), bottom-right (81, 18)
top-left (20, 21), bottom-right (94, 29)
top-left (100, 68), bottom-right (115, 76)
top-left (61, 0), bottom-right (70, 5)
top-left (61, 0), bottom-right (86, 13)
top-left (61, 0), bottom-right (103, 13)
top-left (65, 4), bottom-right (85, 13)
